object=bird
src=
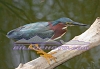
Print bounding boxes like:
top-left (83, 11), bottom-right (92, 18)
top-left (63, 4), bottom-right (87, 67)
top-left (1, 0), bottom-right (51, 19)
top-left (7, 17), bottom-right (87, 41)
top-left (7, 17), bottom-right (87, 64)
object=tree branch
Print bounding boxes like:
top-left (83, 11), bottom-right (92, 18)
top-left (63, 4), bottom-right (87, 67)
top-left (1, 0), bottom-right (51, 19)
top-left (16, 17), bottom-right (100, 69)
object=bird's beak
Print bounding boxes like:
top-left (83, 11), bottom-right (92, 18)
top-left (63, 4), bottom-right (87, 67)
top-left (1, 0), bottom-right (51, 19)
top-left (63, 22), bottom-right (87, 30)
top-left (68, 22), bottom-right (87, 26)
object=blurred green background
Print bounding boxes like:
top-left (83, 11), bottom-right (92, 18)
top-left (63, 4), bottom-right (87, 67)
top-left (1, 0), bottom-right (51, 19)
top-left (0, 0), bottom-right (100, 69)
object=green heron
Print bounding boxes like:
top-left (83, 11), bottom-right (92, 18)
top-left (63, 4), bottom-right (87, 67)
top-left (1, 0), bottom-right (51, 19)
top-left (7, 17), bottom-right (86, 40)
top-left (7, 17), bottom-right (87, 64)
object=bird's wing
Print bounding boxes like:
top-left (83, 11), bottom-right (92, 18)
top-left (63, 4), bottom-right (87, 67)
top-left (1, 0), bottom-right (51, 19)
top-left (7, 22), bottom-right (54, 40)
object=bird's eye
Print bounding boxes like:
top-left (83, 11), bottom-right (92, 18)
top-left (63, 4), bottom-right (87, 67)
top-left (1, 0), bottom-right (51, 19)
top-left (66, 22), bottom-right (71, 24)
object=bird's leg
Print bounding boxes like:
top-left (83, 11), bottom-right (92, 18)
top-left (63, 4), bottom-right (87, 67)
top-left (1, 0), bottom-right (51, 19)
top-left (28, 44), bottom-right (57, 64)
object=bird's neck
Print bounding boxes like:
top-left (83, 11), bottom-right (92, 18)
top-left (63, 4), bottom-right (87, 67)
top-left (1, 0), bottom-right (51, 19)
top-left (49, 22), bottom-right (67, 31)
top-left (49, 22), bottom-right (67, 40)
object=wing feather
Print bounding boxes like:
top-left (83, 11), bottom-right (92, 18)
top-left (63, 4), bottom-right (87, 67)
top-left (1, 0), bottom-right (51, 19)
top-left (7, 22), bottom-right (54, 40)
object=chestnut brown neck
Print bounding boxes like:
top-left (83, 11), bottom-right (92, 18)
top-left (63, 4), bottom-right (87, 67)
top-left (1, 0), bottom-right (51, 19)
top-left (49, 22), bottom-right (67, 39)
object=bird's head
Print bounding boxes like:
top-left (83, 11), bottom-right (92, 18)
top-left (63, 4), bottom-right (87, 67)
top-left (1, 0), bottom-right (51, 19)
top-left (52, 17), bottom-right (87, 28)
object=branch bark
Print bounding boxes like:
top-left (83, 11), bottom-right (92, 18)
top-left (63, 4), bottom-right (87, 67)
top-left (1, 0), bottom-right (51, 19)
top-left (16, 17), bottom-right (100, 69)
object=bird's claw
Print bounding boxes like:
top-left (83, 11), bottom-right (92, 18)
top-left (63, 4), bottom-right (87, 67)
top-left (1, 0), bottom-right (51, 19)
top-left (28, 44), bottom-right (57, 64)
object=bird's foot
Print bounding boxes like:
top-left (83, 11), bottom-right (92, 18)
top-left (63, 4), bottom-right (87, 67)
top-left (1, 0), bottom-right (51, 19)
top-left (28, 44), bottom-right (57, 64)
